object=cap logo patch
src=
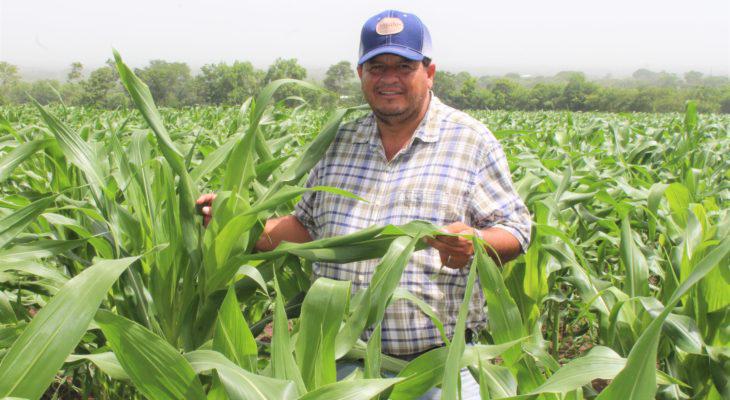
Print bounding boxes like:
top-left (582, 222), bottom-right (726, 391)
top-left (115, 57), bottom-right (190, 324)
top-left (376, 17), bottom-right (404, 35)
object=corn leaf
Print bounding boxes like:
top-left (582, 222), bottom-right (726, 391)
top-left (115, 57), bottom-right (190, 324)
top-left (96, 310), bottom-right (207, 400)
top-left (441, 236), bottom-right (480, 399)
top-left (296, 378), bottom-right (403, 400)
top-left (271, 271), bottom-right (306, 394)
top-left (620, 216), bottom-right (649, 297)
top-left (213, 285), bottom-right (258, 372)
top-left (596, 237), bottom-right (729, 399)
top-left (184, 350), bottom-right (298, 400)
top-left (0, 195), bottom-right (56, 249)
top-left (0, 139), bottom-right (48, 183)
top-left (0, 257), bottom-right (138, 400)
top-left (295, 277), bottom-right (350, 390)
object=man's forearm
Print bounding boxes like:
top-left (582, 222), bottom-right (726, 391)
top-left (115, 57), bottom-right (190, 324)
top-left (478, 227), bottom-right (523, 265)
top-left (255, 215), bottom-right (313, 252)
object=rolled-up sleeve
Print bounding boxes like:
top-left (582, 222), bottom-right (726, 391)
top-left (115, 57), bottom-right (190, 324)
top-left (467, 143), bottom-right (532, 252)
top-left (293, 160), bottom-right (321, 239)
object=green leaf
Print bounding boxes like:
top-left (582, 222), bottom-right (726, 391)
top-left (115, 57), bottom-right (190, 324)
top-left (213, 285), bottom-right (258, 371)
top-left (113, 50), bottom-right (198, 253)
top-left (620, 216), bottom-right (649, 297)
top-left (638, 297), bottom-right (704, 355)
top-left (66, 352), bottom-right (130, 380)
top-left (296, 378), bottom-right (402, 400)
top-left (0, 195), bottom-right (56, 249)
top-left (665, 183), bottom-right (690, 228)
top-left (392, 288), bottom-right (448, 344)
top-left (31, 100), bottom-right (106, 199)
top-left (475, 240), bottom-right (526, 365)
top-left (295, 277), bottom-right (350, 390)
top-left (596, 237), bottom-right (730, 400)
top-left (364, 323), bottom-right (382, 379)
top-left (0, 139), bottom-right (48, 184)
top-left (529, 346), bottom-right (625, 394)
top-left (468, 363), bottom-right (517, 398)
top-left (0, 238), bottom-right (88, 263)
top-left (683, 100), bottom-right (697, 135)
top-left (271, 271), bottom-right (306, 394)
top-left (335, 235), bottom-right (422, 358)
top-left (185, 350), bottom-right (298, 400)
top-left (441, 237), bottom-right (480, 399)
top-left (265, 105), bottom-right (367, 198)
top-left (390, 347), bottom-right (449, 400)
top-left (96, 310), bottom-right (206, 400)
top-left (0, 257), bottom-right (138, 400)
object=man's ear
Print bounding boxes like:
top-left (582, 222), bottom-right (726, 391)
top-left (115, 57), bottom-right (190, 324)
top-left (357, 64), bottom-right (363, 79)
top-left (426, 63), bottom-right (436, 89)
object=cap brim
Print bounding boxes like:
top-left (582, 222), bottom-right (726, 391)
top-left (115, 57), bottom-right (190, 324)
top-left (358, 46), bottom-right (425, 65)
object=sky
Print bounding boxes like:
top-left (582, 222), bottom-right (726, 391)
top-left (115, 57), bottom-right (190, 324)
top-left (1, 0), bottom-right (728, 78)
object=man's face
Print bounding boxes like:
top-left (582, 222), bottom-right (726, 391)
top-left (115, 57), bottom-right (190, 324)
top-left (357, 54), bottom-right (436, 126)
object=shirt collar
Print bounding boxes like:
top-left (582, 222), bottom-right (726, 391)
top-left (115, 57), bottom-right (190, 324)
top-left (351, 92), bottom-right (442, 144)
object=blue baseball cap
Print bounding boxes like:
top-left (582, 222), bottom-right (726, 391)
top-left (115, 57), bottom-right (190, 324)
top-left (358, 10), bottom-right (433, 65)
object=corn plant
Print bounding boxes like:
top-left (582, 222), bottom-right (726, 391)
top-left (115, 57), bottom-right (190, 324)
top-left (0, 51), bottom-right (727, 399)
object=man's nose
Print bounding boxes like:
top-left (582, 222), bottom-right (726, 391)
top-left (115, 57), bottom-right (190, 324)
top-left (380, 66), bottom-right (400, 82)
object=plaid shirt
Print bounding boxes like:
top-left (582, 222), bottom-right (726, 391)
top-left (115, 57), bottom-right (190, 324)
top-left (295, 95), bottom-right (531, 355)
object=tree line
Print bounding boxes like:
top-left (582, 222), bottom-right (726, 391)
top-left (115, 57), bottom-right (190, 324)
top-left (1, 59), bottom-right (729, 113)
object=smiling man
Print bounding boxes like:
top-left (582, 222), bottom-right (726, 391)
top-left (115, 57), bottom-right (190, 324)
top-left (197, 9), bottom-right (531, 399)
top-left (294, 9), bottom-right (531, 399)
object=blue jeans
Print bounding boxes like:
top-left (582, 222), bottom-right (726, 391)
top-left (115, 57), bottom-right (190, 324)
top-left (336, 357), bottom-right (481, 400)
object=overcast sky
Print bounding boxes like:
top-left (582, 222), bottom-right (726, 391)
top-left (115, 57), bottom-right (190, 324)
top-left (1, 0), bottom-right (728, 77)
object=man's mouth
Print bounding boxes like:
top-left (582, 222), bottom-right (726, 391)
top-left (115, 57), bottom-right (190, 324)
top-left (377, 89), bottom-right (403, 96)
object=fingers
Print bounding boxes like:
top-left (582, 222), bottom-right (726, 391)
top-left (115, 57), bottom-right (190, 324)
top-left (426, 236), bottom-right (472, 254)
top-left (196, 193), bottom-right (216, 227)
top-left (426, 222), bottom-right (478, 269)
top-left (196, 193), bottom-right (216, 205)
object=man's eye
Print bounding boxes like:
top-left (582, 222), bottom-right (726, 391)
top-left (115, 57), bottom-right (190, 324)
top-left (369, 65), bottom-right (384, 73)
top-left (399, 64), bottom-right (415, 71)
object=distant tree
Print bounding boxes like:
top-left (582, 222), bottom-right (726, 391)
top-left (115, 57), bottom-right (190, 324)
top-left (264, 58), bottom-right (306, 83)
top-left (720, 94), bottom-right (730, 114)
top-left (655, 72), bottom-right (680, 88)
top-left (80, 66), bottom-right (117, 108)
top-left (0, 62), bottom-right (20, 87)
top-left (684, 71), bottom-right (704, 86)
top-left (195, 61), bottom-right (263, 105)
top-left (323, 61), bottom-right (355, 94)
top-left (28, 80), bottom-right (63, 105)
top-left (264, 58), bottom-right (308, 104)
top-left (455, 76), bottom-right (490, 109)
top-left (0, 62), bottom-right (22, 104)
top-left (632, 68), bottom-right (660, 84)
top-left (135, 60), bottom-right (193, 107)
top-left (67, 62), bottom-right (84, 83)
top-left (555, 71), bottom-right (585, 83)
top-left (528, 83), bottom-right (563, 110)
top-left (433, 71), bottom-right (460, 106)
top-left (489, 78), bottom-right (523, 110)
top-left (560, 73), bottom-right (597, 111)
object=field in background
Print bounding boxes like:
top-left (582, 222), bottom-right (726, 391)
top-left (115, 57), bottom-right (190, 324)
top-left (0, 60), bottom-right (728, 400)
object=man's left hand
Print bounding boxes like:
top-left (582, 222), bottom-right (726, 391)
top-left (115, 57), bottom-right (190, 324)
top-left (425, 222), bottom-right (479, 269)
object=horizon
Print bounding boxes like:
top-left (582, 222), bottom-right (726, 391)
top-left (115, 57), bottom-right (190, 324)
top-left (10, 60), bottom-right (729, 84)
top-left (2, 0), bottom-right (728, 80)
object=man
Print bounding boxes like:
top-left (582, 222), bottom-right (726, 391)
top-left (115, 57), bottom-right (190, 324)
top-left (198, 9), bottom-right (531, 398)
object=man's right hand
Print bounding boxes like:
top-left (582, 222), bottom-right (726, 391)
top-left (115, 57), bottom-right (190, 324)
top-left (196, 193), bottom-right (216, 227)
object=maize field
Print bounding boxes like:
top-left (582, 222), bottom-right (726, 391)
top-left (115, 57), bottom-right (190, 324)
top-left (0, 52), bottom-right (728, 399)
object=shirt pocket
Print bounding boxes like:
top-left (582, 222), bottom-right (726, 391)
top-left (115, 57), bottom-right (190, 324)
top-left (381, 189), bottom-right (463, 226)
